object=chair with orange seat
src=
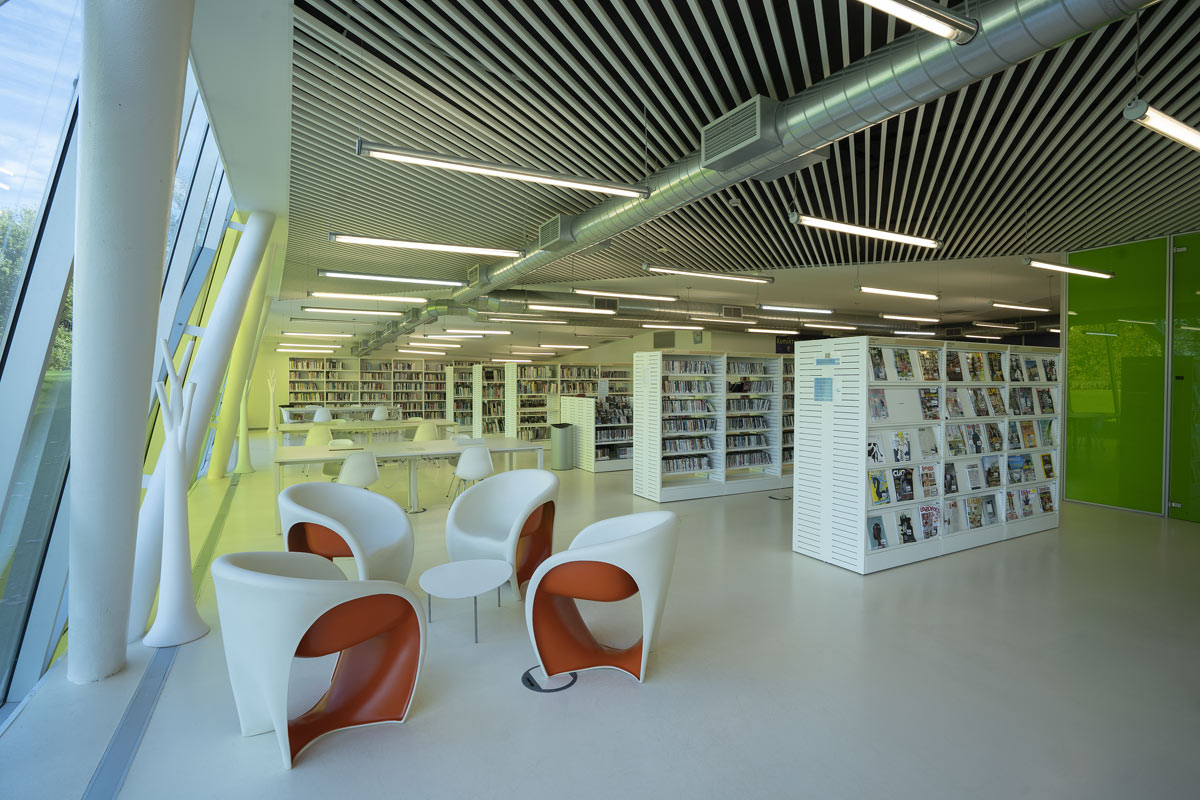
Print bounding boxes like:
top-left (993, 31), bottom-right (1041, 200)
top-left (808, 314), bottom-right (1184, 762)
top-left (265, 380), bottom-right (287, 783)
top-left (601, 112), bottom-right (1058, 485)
top-left (525, 510), bottom-right (678, 683)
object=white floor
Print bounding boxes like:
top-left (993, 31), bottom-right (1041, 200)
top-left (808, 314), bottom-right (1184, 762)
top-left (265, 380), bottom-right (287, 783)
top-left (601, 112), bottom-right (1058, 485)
top-left (2, 433), bottom-right (1199, 799)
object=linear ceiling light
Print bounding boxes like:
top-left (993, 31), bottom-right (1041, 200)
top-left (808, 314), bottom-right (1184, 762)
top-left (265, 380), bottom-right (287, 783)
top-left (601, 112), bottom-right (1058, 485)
top-left (277, 347), bottom-right (335, 353)
top-left (791, 213), bottom-right (940, 249)
top-left (892, 330), bottom-right (937, 336)
top-left (317, 269), bottom-right (463, 287)
top-left (510, 351), bottom-right (554, 356)
top-left (860, 286), bottom-right (939, 301)
top-left (1049, 328), bottom-right (1061, 333)
top-left (572, 288), bottom-right (677, 302)
top-left (527, 304), bottom-right (616, 315)
top-left (493, 358), bottom-right (532, 363)
top-left (643, 263), bottom-right (773, 284)
top-left (477, 310), bottom-right (542, 317)
top-left (541, 344), bottom-right (589, 349)
top-left (804, 323), bottom-right (858, 331)
top-left (759, 303), bottom-right (833, 314)
top-left (282, 331), bottom-right (353, 338)
top-left (749, 327), bottom-right (798, 335)
top-left (881, 313), bottom-right (939, 323)
top-left (405, 341), bottom-right (461, 348)
top-left (642, 324), bottom-right (703, 330)
top-left (1085, 331), bottom-right (1118, 337)
top-left (329, 233), bottom-right (521, 259)
top-left (397, 348), bottom-right (446, 355)
top-left (1024, 258), bottom-right (1113, 279)
top-left (964, 334), bottom-right (1001, 340)
top-left (992, 301), bottom-right (1050, 312)
top-left (356, 139), bottom-right (650, 198)
top-left (1123, 99), bottom-right (1200, 154)
top-left (689, 317), bottom-right (758, 325)
top-left (302, 306), bottom-right (405, 316)
top-left (445, 328), bottom-right (511, 335)
top-left (854, 0), bottom-right (977, 44)
top-left (973, 322), bottom-right (1020, 330)
top-left (426, 334), bottom-right (483, 339)
top-left (309, 291), bottom-right (427, 304)
top-left (491, 318), bottom-right (568, 324)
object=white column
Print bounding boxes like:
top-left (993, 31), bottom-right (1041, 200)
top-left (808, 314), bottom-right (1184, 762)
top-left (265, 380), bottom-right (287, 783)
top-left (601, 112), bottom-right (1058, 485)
top-left (234, 299), bottom-right (271, 473)
top-left (69, 0), bottom-right (195, 684)
top-left (127, 210), bottom-right (275, 643)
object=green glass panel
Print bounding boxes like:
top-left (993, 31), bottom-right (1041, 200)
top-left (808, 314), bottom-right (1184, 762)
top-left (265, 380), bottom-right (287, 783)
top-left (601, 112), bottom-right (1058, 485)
top-left (1065, 239), bottom-right (1167, 513)
top-left (1169, 232), bottom-right (1200, 522)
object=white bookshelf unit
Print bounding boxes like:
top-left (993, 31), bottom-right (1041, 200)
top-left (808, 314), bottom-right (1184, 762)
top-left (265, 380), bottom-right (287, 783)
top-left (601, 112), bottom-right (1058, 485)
top-left (782, 357), bottom-right (795, 473)
top-left (516, 364), bottom-right (557, 441)
top-left (791, 336), bottom-right (1062, 575)
top-left (471, 364), bottom-right (506, 436)
top-left (724, 354), bottom-right (784, 493)
top-left (561, 395), bottom-right (633, 472)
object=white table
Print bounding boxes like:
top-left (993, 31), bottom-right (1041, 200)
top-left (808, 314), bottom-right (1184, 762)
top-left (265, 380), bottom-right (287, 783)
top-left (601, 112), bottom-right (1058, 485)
top-left (419, 559), bottom-right (513, 643)
top-left (272, 436), bottom-right (546, 531)
top-left (277, 418), bottom-right (457, 445)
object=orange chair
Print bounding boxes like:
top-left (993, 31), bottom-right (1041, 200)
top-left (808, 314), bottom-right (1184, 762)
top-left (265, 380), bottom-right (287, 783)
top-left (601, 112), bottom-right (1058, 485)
top-left (525, 511), bottom-right (678, 683)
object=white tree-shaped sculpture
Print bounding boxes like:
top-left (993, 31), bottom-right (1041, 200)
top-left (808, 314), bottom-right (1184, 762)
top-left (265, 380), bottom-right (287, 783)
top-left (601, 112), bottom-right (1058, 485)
top-left (142, 338), bottom-right (209, 647)
top-left (266, 369), bottom-right (278, 438)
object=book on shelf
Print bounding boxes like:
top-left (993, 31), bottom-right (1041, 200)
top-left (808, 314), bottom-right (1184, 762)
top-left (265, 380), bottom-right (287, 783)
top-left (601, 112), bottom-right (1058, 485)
top-left (1021, 454), bottom-right (1036, 482)
top-left (966, 352), bottom-right (984, 381)
top-left (866, 515), bottom-right (888, 551)
top-left (987, 352), bottom-right (1005, 382)
top-left (867, 434), bottom-right (885, 464)
top-left (985, 422), bottom-right (1004, 452)
top-left (897, 511), bottom-right (917, 543)
top-left (869, 347), bottom-right (887, 380)
top-left (1024, 358), bottom-right (1041, 381)
top-left (944, 499), bottom-right (962, 533)
top-left (1006, 492), bottom-right (1020, 521)
top-left (946, 351), bottom-right (964, 381)
top-left (1019, 488), bottom-right (1034, 516)
top-left (1007, 455), bottom-right (1025, 483)
top-left (947, 425), bottom-right (967, 457)
top-left (968, 387), bottom-right (989, 416)
top-left (918, 349), bottom-right (940, 381)
top-left (982, 495), bottom-right (1000, 527)
top-left (868, 469), bottom-right (891, 505)
top-left (945, 388), bottom-right (964, 417)
top-left (868, 388), bottom-right (888, 422)
top-left (1020, 420), bottom-right (1037, 448)
top-left (893, 349), bottom-right (915, 380)
top-left (920, 504), bottom-right (940, 539)
top-left (1007, 421), bottom-right (1023, 449)
top-left (964, 424), bottom-right (984, 454)
top-left (944, 463), bottom-right (960, 495)
top-left (1037, 419), bottom-right (1055, 447)
top-left (919, 388), bottom-right (940, 419)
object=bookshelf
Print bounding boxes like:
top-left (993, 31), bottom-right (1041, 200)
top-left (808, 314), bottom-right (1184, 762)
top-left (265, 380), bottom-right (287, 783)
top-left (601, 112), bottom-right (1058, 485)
top-left (392, 359), bottom-right (425, 418)
top-left (359, 358), bottom-right (393, 407)
top-left (471, 364), bottom-right (506, 436)
top-left (724, 354), bottom-right (784, 493)
top-left (782, 356), bottom-right (795, 473)
top-left (791, 337), bottom-right (1062, 575)
top-left (559, 364), bottom-right (600, 396)
top-left (450, 365), bottom-right (473, 428)
top-left (287, 357), bottom-right (327, 405)
top-left (516, 364), bottom-right (557, 441)
top-left (600, 364), bottom-right (632, 396)
top-left (560, 395), bottom-right (633, 472)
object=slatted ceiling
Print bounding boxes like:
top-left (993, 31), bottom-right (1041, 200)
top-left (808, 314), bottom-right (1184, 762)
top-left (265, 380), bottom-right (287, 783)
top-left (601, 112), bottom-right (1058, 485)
top-left (285, 0), bottom-right (1200, 301)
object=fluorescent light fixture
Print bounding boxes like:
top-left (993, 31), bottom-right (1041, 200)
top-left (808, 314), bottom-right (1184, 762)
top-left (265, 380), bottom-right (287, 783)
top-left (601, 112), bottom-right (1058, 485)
top-left (760, 303), bottom-right (833, 315)
top-left (892, 329), bottom-right (936, 336)
top-left (492, 358), bottom-right (531, 363)
top-left (992, 301), bottom-right (1050, 312)
top-left (854, 0), bottom-right (978, 43)
top-left (749, 328), bottom-right (799, 335)
top-left (329, 233), bottom-right (521, 259)
top-left (689, 317), bottom-right (758, 325)
top-left (643, 263), bottom-right (773, 284)
top-left (1024, 258), bottom-right (1113, 279)
top-left (1085, 331), bottom-right (1118, 337)
top-left (791, 213), bottom-right (940, 249)
top-left (1049, 328), bottom-right (1061, 333)
top-left (1068, 311), bottom-right (1078, 315)
top-left (302, 306), bottom-right (405, 316)
top-left (405, 341), bottom-right (461, 348)
top-left (356, 139), bottom-right (650, 198)
top-left (1179, 326), bottom-right (1200, 332)
top-left (1118, 319), bottom-right (1155, 325)
top-left (510, 351), bottom-right (554, 356)
top-left (973, 322), bottom-right (1020, 330)
top-left (477, 310), bottom-right (542, 317)
top-left (397, 348), bottom-right (446, 355)
top-left (572, 288), bottom-right (677, 302)
top-left (317, 269), bottom-right (463, 287)
top-left (541, 344), bottom-right (589, 349)
top-left (309, 291), bottom-right (427, 303)
top-left (804, 323), bottom-right (858, 331)
top-left (277, 347), bottom-right (335, 353)
top-left (964, 334), bottom-right (1001, 341)
top-left (491, 318), bottom-right (568, 324)
top-left (445, 328), bottom-right (511, 335)
top-left (859, 286), bottom-right (940, 301)
top-left (282, 331), bottom-right (353, 338)
top-left (881, 314), bottom-right (940, 323)
top-left (642, 324), bottom-right (703, 330)
top-left (1124, 99), bottom-right (1200, 154)
top-left (426, 334), bottom-right (483, 339)
top-left (527, 304), bottom-right (616, 315)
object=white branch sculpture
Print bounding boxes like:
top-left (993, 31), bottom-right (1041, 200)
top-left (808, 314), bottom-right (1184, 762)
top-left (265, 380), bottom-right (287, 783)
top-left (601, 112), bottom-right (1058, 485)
top-left (142, 338), bottom-right (210, 647)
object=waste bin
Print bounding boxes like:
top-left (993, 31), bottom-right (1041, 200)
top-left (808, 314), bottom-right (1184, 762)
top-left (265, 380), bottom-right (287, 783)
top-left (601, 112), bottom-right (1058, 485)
top-left (550, 423), bottom-right (573, 470)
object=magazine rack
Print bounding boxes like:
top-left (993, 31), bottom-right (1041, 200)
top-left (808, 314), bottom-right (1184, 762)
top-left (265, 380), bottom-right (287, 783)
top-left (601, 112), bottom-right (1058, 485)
top-left (792, 336), bottom-right (1061, 574)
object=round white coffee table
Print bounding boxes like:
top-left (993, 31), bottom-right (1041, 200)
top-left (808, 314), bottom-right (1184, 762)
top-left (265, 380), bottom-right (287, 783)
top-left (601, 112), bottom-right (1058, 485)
top-left (419, 559), bottom-right (513, 643)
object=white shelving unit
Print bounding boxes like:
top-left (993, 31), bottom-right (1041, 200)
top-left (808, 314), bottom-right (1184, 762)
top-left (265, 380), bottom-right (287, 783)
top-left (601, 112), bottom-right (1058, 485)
top-left (782, 357), bottom-right (795, 473)
top-left (561, 395), bottom-right (633, 472)
top-left (724, 354), bottom-right (783, 493)
top-left (472, 364), bottom-right (506, 437)
top-left (792, 336), bottom-right (1062, 574)
top-left (516, 364), bottom-right (557, 441)
top-left (504, 363), bottom-right (519, 439)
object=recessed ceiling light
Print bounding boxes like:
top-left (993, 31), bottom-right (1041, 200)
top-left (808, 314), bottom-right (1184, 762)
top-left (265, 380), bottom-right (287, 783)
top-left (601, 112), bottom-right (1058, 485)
top-left (282, 331), bottom-right (353, 338)
top-left (1049, 328), bottom-right (1061, 333)
top-left (804, 323), bottom-right (858, 331)
top-left (643, 264), bottom-right (773, 284)
top-left (309, 291), bottom-right (427, 303)
top-left (527, 304), bottom-right (617, 315)
top-left (859, 286), bottom-right (939, 301)
top-left (492, 358), bottom-right (532, 363)
top-left (329, 233), bottom-right (522, 259)
top-left (477, 310), bottom-right (542, 317)
top-left (302, 306), bottom-right (405, 316)
top-left (881, 314), bottom-right (940, 323)
top-left (426, 334), bottom-right (483, 339)
top-left (317, 269), bottom-right (464, 287)
top-left (1085, 331), bottom-right (1118, 337)
top-left (760, 304), bottom-right (833, 314)
top-left (992, 301), bottom-right (1051, 312)
top-left (572, 288), bottom-right (678, 302)
top-left (1117, 319), bottom-right (1155, 325)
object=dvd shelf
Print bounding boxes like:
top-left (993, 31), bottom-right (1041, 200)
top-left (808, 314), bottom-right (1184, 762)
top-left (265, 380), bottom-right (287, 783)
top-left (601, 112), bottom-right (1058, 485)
top-left (560, 395), bottom-right (634, 472)
top-left (793, 336), bottom-right (1061, 575)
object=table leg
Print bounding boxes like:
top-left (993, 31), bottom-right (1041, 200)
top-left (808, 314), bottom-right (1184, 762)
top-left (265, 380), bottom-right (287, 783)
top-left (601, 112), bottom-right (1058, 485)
top-left (427, 595), bottom-right (431, 623)
top-left (273, 463), bottom-right (282, 535)
top-left (506, 452), bottom-right (514, 471)
top-left (497, 586), bottom-right (501, 607)
top-left (473, 595), bottom-right (478, 644)
top-left (407, 459), bottom-right (425, 514)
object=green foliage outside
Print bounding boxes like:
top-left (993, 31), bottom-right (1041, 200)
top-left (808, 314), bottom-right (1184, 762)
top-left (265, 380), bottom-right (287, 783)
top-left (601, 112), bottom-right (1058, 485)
top-left (0, 205), bottom-right (72, 370)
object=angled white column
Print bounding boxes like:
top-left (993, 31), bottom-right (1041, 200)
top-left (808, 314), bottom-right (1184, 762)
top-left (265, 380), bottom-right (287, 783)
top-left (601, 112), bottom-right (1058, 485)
top-left (127, 210), bottom-right (275, 643)
top-left (69, 0), bottom-right (195, 683)
top-left (235, 299), bottom-right (272, 474)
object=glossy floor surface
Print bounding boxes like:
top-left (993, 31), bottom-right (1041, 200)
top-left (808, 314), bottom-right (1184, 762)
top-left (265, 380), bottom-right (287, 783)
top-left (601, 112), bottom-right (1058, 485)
top-left (2, 434), bottom-right (1199, 799)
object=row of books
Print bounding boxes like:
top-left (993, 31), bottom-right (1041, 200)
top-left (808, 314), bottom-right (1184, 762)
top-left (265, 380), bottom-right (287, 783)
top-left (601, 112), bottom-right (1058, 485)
top-left (727, 434), bottom-right (768, 449)
top-left (728, 380), bottom-right (774, 393)
top-left (727, 451), bottom-right (772, 467)
top-left (663, 380), bottom-right (717, 394)
top-left (726, 416), bottom-right (769, 431)
top-left (662, 455), bottom-right (712, 474)
top-left (727, 397), bottom-right (772, 411)
top-left (663, 436), bottom-right (714, 453)
top-left (664, 359), bottom-right (715, 374)
top-left (727, 361), bottom-right (771, 375)
top-left (663, 399), bottom-right (716, 414)
top-left (662, 417), bottom-right (717, 433)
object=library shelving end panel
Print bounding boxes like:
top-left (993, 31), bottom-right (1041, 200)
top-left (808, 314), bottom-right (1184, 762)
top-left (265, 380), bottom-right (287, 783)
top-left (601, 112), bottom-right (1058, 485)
top-left (559, 396), bottom-right (595, 472)
top-left (471, 364), bottom-right (484, 438)
top-left (632, 351), bottom-right (663, 501)
top-left (1001, 345), bottom-right (1062, 540)
top-left (504, 362), bottom-right (518, 440)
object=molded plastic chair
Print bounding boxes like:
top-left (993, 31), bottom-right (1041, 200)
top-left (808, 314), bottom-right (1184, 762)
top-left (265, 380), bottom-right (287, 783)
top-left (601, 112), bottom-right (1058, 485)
top-left (312, 407), bottom-right (332, 423)
top-left (525, 511), bottom-right (678, 683)
top-left (449, 445), bottom-right (493, 501)
top-left (335, 451), bottom-right (379, 489)
top-left (300, 426), bottom-right (334, 476)
top-left (322, 438), bottom-right (355, 478)
top-left (412, 421), bottom-right (440, 442)
top-left (371, 406), bottom-right (389, 421)
top-left (279, 481), bottom-right (413, 583)
top-left (211, 551), bottom-right (425, 769)
top-left (446, 469), bottom-right (558, 598)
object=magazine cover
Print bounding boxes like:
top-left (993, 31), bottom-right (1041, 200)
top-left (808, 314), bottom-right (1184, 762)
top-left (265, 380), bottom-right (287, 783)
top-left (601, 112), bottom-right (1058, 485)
top-left (1007, 421), bottom-right (1023, 448)
top-left (869, 346), bottom-right (888, 380)
top-left (868, 388), bottom-right (889, 422)
top-left (944, 499), bottom-right (961, 533)
top-left (920, 504), bottom-right (940, 539)
top-left (946, 424), bottom-right (967, 456)
top-left (1005, 491), bottom-right (1020, 521)
top-left (891, 431), bottom-right (911, 462)
top-left (965, 462), bottom-right (983, 491)
top-left (1020, 420), bottom-right (1037, 448)
top-left (965, 424), bottom-right (985, 454)
top-left (866, 433), bottom-right (886, 464)
top-left (986, 386), bottom-right (1006, 415)
top-left (1024, 358), bottom-right (1041, 381)
top-left (982, 496), bottom-right (999, 527)
top-left (988, 351), bottom-right (1005, 382)
top-left (1041, 453), bottom-right (1055, 478)
top-left (918, 349), bottom-right (941, 381)
top-left (898, 512), bottom-right (917, 543)
top-left (1009, 353), bottom-right (1025, 382)
top-left (1018, 387), bottom-right (1035, 415)
top-left (1038, 486), bottom-right (1055, 512)
top-left (968, 387), bottom-right (990, 417)
top-left (1037, 419), bottom-right (1054, 447)
top-left (983, 455), bottom-right (1001, 487)
top-left (892, 467), bottom-right (915, 502)
top-left (1019, 488), bottom-right (1034, 517)
top-left (946, 350), bottom-right (964, 381)
top-left (919, 387), bottom-right (940, 420)
top-left (893, 348), bottom-right (915, 380)
top-left (1037, 388), bottom-right (1055, 414)
top-left (1007, 454), bottom-right (1025, 483)
top-left (920, 464), bottom-right (938, 497)
top-left (866, 515), bottom-right (888, 551)
top-left (985, 422), bottom-right (1004, 452)
top-left (945, 388), bottom-right (964, 417)
top-left (1043, 358), bottom-right (1058, 382)
top-left (967, 351), bottom-right (984, 381)
top-left (1008, 388), bottom-right (1022, 415)
top-left (944, 462), bottom-right (960, 494)
top-left (868, 469), bottom-right (891, 505)
top-left (1021, 454), bottom-right (1036, 482)
top-left (918, 426), bottom-right (940, 459)
top-left (966, 496), bottom-right (984, 528)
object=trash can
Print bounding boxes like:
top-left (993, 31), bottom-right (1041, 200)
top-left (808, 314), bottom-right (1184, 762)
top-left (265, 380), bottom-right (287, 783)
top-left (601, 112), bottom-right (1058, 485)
top-left (550, 423), bottom-right (573, 470)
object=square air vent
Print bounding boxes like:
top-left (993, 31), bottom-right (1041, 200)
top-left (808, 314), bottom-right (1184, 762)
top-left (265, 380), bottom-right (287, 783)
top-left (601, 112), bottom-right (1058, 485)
top-left (593, 297), bottom-right (619, 312)
top-left (466, 264), bottom-right (481, 287)
top-left (537, 213), bottom-right (575, 251)
top-left (1016, 321), bottom-right (1038, 333)
top-left (701, 95), bottom-right (781, 171)
top-left (652, 331), bottom-right (674, 349)
top-left (722, 306), bottom-right (743, 319)
top-left (945, 327), bottom-right (965, 337)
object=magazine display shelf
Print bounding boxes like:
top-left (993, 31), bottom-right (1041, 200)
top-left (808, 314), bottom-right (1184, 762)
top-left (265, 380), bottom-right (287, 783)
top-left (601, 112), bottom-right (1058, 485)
top-left (560, 395), bottom-right (633, 472)
top-left (792, 337), bottom-right (1061, 575)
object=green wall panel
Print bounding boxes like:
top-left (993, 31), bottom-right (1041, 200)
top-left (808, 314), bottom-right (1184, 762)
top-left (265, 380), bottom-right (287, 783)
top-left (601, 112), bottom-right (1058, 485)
top-left (1066, 238), bottom-right (1167, 513)
top-left (1169, 232), bottom-right (1200, 522)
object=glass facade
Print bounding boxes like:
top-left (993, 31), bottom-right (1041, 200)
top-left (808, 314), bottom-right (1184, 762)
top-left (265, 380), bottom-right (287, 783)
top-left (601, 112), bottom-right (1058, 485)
top-left (1169, 233), bottom-right (1200, 522)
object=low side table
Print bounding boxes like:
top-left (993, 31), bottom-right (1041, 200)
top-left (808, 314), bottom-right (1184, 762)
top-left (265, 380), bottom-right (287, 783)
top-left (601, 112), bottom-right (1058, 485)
top-left (419, 559), bottom-right (513, 643)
